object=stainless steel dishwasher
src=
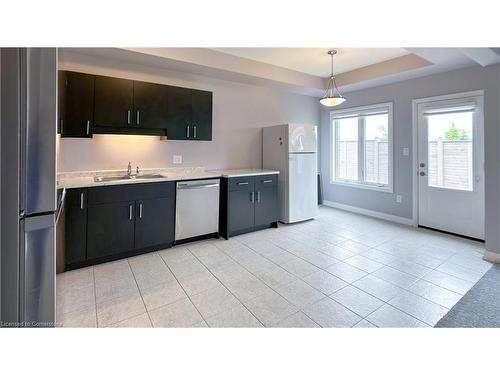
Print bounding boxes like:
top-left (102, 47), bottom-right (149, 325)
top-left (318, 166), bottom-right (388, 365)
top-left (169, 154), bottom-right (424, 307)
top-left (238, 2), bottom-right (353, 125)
top-left (175, 179), bottom-right (220, 241)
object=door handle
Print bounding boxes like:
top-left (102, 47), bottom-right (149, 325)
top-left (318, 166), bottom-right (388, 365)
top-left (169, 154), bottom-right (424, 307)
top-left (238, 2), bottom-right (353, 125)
top-left (186, 125), bottom-right (190, 138)
top-left (419, 171), bottom-right (426, 176)
top-left (194, 125), bottom-right (197, 138)
top-left (86, 120), bottom-right (90, 135)
top-left (237, 182), bottom-right (249, 185)
top-left (263, 180), bottom-right (273, 183)
top-left (250, 191), bottom-right (255, 203)
top-left (256, 191), bottom-right (261, 203)
top-left (127, 110), bottom-right (131, 125)
top-left (136, 111), bottom-right (140, 125)
top-left (129, 204), bottom-right (133, 220)
top-left (80, 192), bottom-right (84, 210)
top-left (139, 203), bottom-right (143, 219)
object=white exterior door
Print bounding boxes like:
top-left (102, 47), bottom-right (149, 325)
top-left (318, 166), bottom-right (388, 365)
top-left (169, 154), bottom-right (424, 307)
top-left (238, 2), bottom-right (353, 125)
top-left (288, 152), bottom-right (318, 223)
top-left (416, 92), bottom-right (484, 239)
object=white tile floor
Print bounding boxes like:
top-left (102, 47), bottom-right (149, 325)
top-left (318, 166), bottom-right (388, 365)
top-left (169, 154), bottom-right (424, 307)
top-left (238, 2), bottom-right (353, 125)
top-left (56, 206), bottom-right (492, 328)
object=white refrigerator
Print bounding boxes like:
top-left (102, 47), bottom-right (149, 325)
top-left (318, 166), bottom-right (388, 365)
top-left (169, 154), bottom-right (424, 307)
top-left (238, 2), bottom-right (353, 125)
top-left (263, 124), bottom-right (318, 223)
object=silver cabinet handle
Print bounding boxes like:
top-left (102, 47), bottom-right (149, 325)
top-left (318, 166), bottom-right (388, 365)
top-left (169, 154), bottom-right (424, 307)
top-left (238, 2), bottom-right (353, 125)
top-left (139, 203), bottom-right (143, 219)
top-left (257, 191), bottom-right (261, 203)
top-left (80, 192), bottom-right (84, 210)
top-left (186, 125), bottom-right (190, 138)
top-left (136, 111), bottom-right (140, 125)
top-left (86, 120), bottom-right (90, 135)
top-left (250, 191), bottom-right (255, 203)
top-left (263, 180), bottom-right (273, 183)
top-left (194, 125), bottom-right (197, 138)
top-left (127, 110), bottom-right (131, 125)
top-left (237, 182), bottom-right (249, 185)
top-left (60, 119), bottom-right (64, 134)
top-left (129, 204), bottom-right (133, 220)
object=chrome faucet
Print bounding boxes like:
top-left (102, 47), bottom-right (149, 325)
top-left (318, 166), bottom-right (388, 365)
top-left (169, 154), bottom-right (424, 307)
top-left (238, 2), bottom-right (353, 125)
top-left (127, 162), bottom-right (132, 176)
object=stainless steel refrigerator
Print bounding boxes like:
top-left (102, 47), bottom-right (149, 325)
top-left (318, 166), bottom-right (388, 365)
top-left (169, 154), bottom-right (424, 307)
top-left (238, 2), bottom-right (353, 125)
top-left (1, 48), bottom-right (57, 327)
top-left (263, 124), bottom-right (318, 223)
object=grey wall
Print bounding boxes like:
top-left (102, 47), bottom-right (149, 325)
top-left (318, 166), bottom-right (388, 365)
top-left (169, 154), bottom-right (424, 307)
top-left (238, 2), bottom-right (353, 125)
top-left (57, 52), bottom-right (320, 172)
top-left (320, 63), bottom-right (500, 255)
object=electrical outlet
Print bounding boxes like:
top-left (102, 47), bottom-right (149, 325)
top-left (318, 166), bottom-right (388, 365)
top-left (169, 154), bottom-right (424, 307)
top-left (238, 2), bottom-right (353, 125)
top-left (173, 155), bottom-right (182, 164)
top-left (396, 195), bottom-right (402, 203)
top-left (402, 147), bottom-right (409, 156)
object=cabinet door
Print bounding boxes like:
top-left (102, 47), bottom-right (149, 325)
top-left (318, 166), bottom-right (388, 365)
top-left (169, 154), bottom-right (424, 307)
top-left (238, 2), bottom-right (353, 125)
top-left (94, 75), bottom-right (133, 128)
top-left (133, 81), bottom-right (169, 130)
top-left (60, 71), bottom-right (94, 138)
top-left (65, 189), bottom-right (88, 265)
top-left (191, 90), bottom-right (212, 140)
top-left (87, 201), bottom-right (135, 260)
top-left (135, 197), bottom-right (175, 249)
top-left (228, 177), bottom-right (256, 233)
top-left (167, 86), bottom-right (192, 140)
top-left (254, 186), bottom-right (278, 227)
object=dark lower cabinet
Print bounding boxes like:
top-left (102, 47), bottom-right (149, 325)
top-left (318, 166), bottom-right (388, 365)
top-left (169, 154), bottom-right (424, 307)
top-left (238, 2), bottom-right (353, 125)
top-left (228, 190), bottom-right (256, 233)
top-left (64, 189), bottom-right (88, 266)
top-left (134, 197), bottom-right (175, 249)
top-left (64, 182), bottom-right (176, 269)
top-left (254, 186), bottom-right (278, 227)
top-left (87, 201), bottom-right (136, 260)
top-left (221, 174), bottom-right (278, 239)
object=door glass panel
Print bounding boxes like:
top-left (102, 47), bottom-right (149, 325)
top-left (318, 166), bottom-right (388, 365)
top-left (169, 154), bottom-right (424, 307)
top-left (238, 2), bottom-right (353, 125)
top-left (364, 114), bottom-right (389, 185)
top-left (426, 110), bottom-right (474, 191)
top-left (336, 117), bottom-right (358, 181)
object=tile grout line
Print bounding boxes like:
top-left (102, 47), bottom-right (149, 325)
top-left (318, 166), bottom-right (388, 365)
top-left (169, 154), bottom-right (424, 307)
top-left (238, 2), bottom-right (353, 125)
top-left (127, 257), bottom-right (155, 328)
top-left (185, 244), bottom-right (267, 327)
top-left (157, 251), bottom-right (210, 328)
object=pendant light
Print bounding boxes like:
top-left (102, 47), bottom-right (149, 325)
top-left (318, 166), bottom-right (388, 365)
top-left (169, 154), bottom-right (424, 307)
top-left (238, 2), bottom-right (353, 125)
top-left (320, 50), bottom-right (346, 107)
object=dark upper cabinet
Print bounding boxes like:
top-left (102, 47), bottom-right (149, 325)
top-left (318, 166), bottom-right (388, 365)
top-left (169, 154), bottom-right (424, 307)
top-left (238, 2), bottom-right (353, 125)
top-left (59, 71), bottom-right (94, 138)
top-left (191, 90), bottom-right (213, 141)
top-left (86, 200), bottom-right (136, 260)
top-left (64, 188), bottom-right (88, 266)
top-left (134, 197), bottom-right (175, 249)
top-left (94, 75), bottom-right (133, 128)
top-left (167, 86), bottom-right (192, 140)
top-left (133, 81), bottom-right (169, 130)
top-left (58, 71), bottom-right (212, 139)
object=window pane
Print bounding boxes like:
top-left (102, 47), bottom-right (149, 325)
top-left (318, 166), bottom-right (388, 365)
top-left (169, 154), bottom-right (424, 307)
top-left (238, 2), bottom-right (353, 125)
top-left (427, 111), bottom-right (474, 191)
top-left (364, 114), bottom-right (389, 185)
top-left (336, 117), bottom-right (358, 181)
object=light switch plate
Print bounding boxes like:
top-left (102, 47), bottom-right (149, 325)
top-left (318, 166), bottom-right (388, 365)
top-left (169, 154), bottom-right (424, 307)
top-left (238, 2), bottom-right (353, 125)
top-left (173, 155), bottom-right (182, 164)
top-left (396, 195), bottom-right (402, 203)
top-left (402, 147), bottom-right (409, 156)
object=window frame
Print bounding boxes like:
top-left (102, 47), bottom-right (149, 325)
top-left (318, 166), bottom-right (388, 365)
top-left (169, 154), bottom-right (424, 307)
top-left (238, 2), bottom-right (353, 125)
top-left (330, 102), bottom-right (394, 193)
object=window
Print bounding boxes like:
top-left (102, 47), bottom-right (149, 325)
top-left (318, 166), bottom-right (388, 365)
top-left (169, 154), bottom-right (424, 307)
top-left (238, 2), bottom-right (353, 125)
top-left (330, 102), bottom-right (393, 192)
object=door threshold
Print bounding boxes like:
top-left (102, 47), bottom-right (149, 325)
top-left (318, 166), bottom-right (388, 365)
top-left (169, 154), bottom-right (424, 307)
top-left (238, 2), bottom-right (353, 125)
top-left (417, 225), bottom-right (484, 243)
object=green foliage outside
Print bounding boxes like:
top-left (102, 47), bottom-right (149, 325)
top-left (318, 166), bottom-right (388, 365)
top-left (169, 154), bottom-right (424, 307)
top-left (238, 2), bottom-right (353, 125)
top-left (445, 122), bottom-right (471, 140)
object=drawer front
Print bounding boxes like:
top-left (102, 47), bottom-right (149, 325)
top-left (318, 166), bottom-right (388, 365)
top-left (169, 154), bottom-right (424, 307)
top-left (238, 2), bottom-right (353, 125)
top-left (228, 176), bottom-right (255, 191)
top-left (255, 174), bottom-right (278, 189)
top-left (88, 181), bottom-right (175, 204)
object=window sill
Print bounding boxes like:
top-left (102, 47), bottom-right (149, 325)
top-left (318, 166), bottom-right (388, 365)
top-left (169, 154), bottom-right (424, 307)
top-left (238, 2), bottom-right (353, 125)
top-left (329, 180), bottom-right (394, 193)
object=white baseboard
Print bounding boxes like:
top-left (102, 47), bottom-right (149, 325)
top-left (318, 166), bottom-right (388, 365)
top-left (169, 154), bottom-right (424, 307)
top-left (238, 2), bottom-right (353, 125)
top-left (322, 200), bottom-right (415, 226)
top-left (483, 250), bottom-right (500, 264)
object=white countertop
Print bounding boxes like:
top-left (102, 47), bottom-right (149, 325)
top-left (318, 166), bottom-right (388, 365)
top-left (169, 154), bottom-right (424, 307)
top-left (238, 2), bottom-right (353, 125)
top-left (57, 167), bottom-right (279, 189)
top-left (210, 168), bottom-right (280, 178)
